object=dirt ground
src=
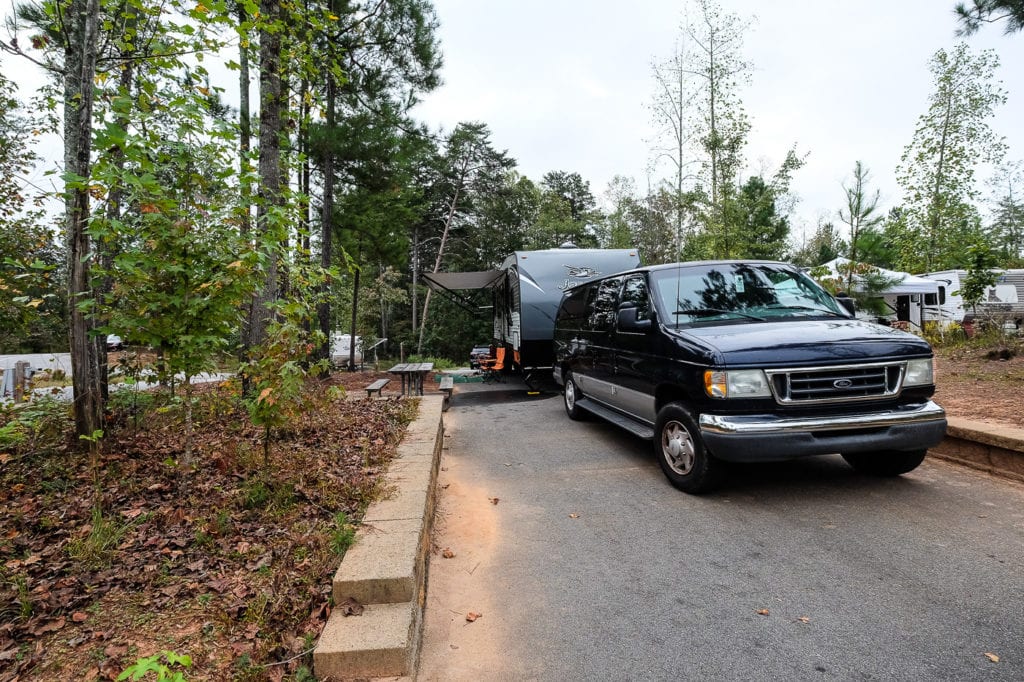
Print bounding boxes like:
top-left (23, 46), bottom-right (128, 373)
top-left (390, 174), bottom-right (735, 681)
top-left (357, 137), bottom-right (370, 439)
top-left (932, 345), bottom-right (1024, 429)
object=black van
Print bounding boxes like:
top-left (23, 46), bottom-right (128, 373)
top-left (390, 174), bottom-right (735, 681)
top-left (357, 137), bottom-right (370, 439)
top-left (552, 261), bottom-right (947, 493)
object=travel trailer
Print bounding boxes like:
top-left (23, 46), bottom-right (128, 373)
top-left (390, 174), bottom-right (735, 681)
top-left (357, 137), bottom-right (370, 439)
top-left (330, 333), bottom-right (362, 367)
top-left (917, 269), bottom-right (1024, 330)
top-left (816, 258), bottom-right (939, 331)
top-left (423, 245), bottom-right (641, 379)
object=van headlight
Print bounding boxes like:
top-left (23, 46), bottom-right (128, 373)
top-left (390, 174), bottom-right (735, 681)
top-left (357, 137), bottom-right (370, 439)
top-left (704, 369), bottom-right (772, 399)
top-left (904, 358), bottom-right (934, 387)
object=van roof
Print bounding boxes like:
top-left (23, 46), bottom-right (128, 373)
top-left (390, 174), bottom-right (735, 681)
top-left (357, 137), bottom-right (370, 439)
top-left (561, 260), bottom-right (795, 288)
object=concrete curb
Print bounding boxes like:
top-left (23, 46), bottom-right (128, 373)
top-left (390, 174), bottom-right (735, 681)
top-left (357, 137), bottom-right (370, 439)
top-left (931, 417), bottom-right (1024, 483)
top-left (313, 394), bottom-right (445, 680)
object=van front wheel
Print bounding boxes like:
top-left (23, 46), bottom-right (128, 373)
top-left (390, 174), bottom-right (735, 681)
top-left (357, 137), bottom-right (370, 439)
top-left (654, 403), bottom-right (720, 494)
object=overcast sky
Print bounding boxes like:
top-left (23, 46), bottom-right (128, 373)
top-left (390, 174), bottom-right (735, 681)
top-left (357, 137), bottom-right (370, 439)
top-left (412, 0), bottom-right (1024, 242)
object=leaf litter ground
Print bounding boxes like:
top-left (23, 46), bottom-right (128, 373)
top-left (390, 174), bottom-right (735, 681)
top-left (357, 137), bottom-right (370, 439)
top-left (0, 371), bottom-right (414, 681)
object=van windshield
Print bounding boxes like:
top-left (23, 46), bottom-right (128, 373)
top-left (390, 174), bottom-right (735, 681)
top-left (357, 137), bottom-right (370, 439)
top-left (650, 263), bottom-right (848, 327)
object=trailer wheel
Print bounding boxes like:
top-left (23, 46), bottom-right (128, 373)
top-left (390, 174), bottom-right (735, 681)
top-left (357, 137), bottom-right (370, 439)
top-left (563, 371), bottom-right (587, 421)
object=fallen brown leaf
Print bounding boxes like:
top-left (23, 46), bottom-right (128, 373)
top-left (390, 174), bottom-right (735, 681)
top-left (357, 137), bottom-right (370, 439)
top-left (32, 617), bottom-right (66, 635)
top-left (0, 374), bottom-right (416, 679)
top-left (339, 597), bottom-right (364, 617)
top-left (488, 497), bottom-right (499, 505)
top-left (985, 652), bottom-right (1000, 663)
top-left (756, 609), bottom-right (770, 616)
top-left (465, 612), bottom-right (482, 622)
top-left (103, 643), bottom-right (128, 658)
top-left (797, 616), bottom-right (810, 624)
top-left (569, 513), bottom-right (580, 519)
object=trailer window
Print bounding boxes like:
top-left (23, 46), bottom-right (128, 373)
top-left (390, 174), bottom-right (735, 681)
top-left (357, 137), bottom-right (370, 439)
top-left (925, 287), bottom-right (946, 306)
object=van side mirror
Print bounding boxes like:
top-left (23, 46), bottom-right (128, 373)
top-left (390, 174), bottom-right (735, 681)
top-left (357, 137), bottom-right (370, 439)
top-left (835, 293), bottom-right (856, 316)
top-left (617, 305), bottom-right (652, 332)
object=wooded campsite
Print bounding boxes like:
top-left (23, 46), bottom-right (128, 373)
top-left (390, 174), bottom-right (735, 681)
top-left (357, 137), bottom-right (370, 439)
top-left (1, 0), bottom-right (1023, 679)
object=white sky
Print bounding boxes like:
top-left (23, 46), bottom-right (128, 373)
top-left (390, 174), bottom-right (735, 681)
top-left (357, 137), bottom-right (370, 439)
top-left (412, 0), bottom-right (1024, 243)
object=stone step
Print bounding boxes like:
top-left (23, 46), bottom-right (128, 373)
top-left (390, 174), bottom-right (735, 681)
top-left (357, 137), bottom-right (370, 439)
top-left (313, 601), bottom-right (420, 679)
top-left (332, 518), bottom-right (424, 605)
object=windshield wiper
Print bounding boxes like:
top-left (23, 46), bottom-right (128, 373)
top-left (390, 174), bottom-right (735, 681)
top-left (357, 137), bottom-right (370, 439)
top-left (762, 304), bottom-right (846, 317)
top-left (674, 307), bottom-right (765, 321)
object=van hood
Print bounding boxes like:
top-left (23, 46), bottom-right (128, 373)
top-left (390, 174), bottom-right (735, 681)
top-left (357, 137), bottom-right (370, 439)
top-left (671, 319), bottom-right (933, 367)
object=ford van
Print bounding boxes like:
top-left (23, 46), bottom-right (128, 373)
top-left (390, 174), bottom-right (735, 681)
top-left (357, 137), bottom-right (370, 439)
top-left (552, 261), bottom-right (947, 493)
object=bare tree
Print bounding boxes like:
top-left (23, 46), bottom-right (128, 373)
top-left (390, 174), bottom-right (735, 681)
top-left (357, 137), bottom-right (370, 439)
top-left (895, 43), bottom-right (1006, 271)
top-left (649, 0), bottom-right (753, 255)
top-left (838, 161), bottom-right (883, 290)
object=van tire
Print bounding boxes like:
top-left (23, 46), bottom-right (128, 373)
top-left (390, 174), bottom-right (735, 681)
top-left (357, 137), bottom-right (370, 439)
top-left (842, 449), bottom-right (927, 476)
top-left (654, 403), bottom-right (720, 494)
top-left (563, 372), bottom-right (587, 421)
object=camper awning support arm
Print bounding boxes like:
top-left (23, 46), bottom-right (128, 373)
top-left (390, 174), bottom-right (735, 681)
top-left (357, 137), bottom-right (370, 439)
top-left (427, 285), bottom-right (487, 315)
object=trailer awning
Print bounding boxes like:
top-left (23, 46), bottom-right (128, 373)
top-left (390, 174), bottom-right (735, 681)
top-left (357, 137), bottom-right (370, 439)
top-left (422, 270), bottom-right (503, 292)
top-left (820, 258), bottom-right (938, 295)
top-left (420, 270), bottom-right (503, 315)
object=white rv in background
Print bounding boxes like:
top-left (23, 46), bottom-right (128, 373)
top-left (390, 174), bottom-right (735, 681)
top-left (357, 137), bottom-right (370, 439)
top-left (330, 333), bottom-right (362, 367)
top-left (918, 269), bottom-right (1024, 330)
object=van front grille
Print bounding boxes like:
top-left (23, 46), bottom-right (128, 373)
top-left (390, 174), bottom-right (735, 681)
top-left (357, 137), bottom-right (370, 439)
top-left (767, 363), bottom-right (904, 404)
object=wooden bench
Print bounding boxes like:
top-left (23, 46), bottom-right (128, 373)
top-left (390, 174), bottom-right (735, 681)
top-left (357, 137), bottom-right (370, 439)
top-left (364, 378), bottom-right (390, 397)
top-left (438, 375), bottom-right (454, 411)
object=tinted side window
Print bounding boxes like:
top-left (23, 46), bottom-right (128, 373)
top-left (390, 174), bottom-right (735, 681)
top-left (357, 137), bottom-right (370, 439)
top-left (619, 275), bottom-right (651, 321)
top-left (589, 277), bottom-right (623, 332)
top-left (557, 285), bottom-right (590, 325)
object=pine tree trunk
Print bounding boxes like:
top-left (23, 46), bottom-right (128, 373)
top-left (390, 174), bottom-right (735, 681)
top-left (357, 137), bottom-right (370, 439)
top-left (237, 0), bottom-right (254, 391)
top-left (317, 74), bottom-right (336, 365)
top-left (348, 265), bottom-right (360, 371)
top-left (65, 0), bottom-right (103, 441)
top-left (247, 0), bottom-right (283, 351)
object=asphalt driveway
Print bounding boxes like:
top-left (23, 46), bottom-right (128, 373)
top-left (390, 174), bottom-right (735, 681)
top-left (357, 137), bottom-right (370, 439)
top-left (419, 380), bottom-right (1024, 680)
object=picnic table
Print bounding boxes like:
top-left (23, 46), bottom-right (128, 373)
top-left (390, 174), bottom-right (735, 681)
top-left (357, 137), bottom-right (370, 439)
top-left (387, 362), bottom-right (434, 396)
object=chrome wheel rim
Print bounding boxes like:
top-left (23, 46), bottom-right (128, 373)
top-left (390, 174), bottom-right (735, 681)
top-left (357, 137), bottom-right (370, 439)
top-left (662, 420), bottom-right (695, 475)
top-left (565, 379), bottom-right (577, 411)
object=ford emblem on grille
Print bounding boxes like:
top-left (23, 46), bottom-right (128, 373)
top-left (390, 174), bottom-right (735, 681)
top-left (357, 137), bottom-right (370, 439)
top-left (833, 379), bottom-right (854, 389)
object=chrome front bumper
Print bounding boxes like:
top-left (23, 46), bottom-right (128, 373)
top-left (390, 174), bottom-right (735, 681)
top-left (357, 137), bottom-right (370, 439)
top-left (700, 400), bottom-right (947, 435)
top-left (698, 401), bottom-right (948, 462)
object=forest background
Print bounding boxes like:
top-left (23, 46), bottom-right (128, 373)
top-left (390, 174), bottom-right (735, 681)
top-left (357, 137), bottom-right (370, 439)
top-left (1, 0), bottom-right (1023, 442)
